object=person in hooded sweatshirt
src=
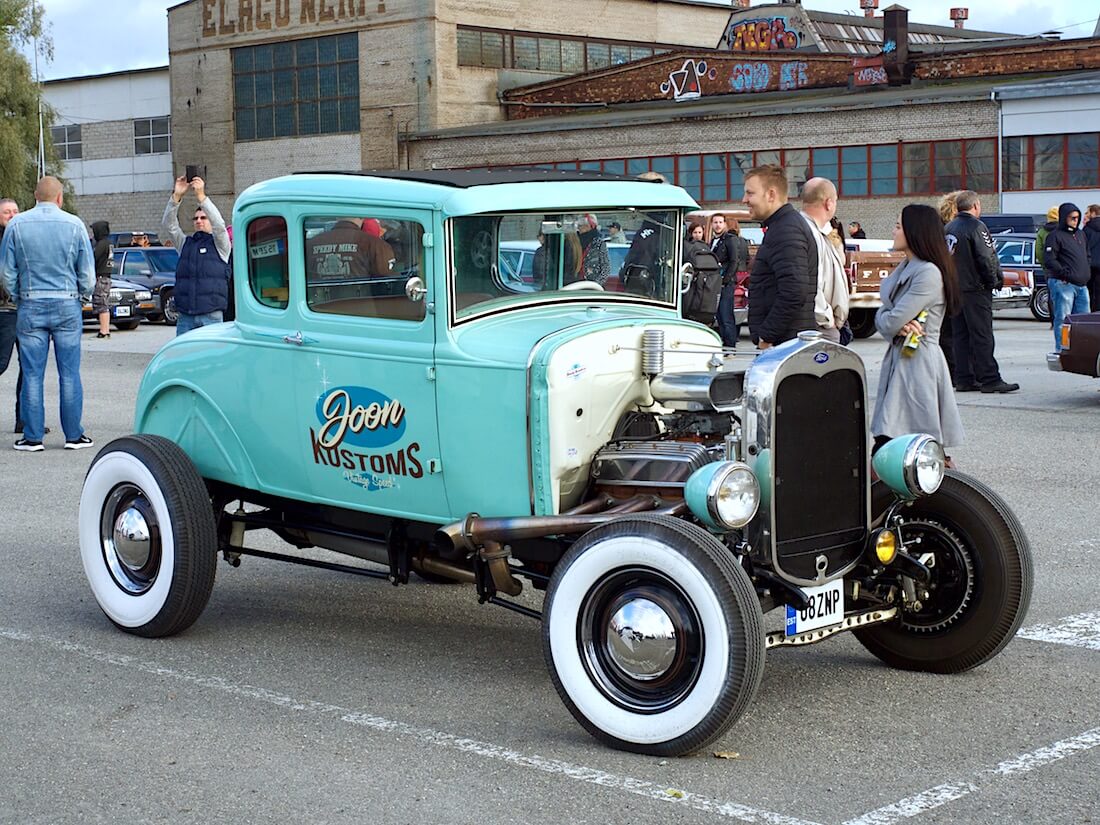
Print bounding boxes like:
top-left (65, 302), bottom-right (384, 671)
top-left (1083, 204), bottom-right (1100, 312)
top-left (1035, 205), bottom-right (1059, 270)
top-left (90, 221), bottom-right (113, 338)
top-left (1044, 202), bottom-right (1092, 353)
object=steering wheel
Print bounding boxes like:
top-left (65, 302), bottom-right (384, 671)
top-left (561, 280), bottom-right (605, 292)
top-left (469, 230), bottom-right (494, 269)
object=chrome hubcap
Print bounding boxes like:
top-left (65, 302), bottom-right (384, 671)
top-left (101, 484), bottom-right (161, 595)
top-left (606, 598), bottom-right (678, 681)
top-left (580, 568), bottom-right (703, 713)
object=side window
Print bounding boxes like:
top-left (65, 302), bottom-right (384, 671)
top-left (122, 252), bottom-right (148, 278)
top-left (247, 216), bottom-right (290, 309)
top-left (1024, 241), bottom-right (1035, 265)
top-left (303, 216), bottom-right (425, 322)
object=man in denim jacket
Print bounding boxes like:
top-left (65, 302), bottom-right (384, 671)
top-left (0, 177), bottom-right (95, 451)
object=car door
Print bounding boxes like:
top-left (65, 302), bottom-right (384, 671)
top-left (118, 249), bottom-right (152, 290)
top-left (292, 209), bottom-right (449, 521)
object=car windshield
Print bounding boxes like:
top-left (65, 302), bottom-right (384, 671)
top-left (145, 248), bottom-right (180, 272)
top-left (450, 210), bottom-right (681, 320)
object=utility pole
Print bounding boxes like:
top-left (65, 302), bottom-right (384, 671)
top-left (33, 35), bottom-right (45, 177)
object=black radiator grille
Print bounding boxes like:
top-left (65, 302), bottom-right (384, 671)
top-left (772, 369), bottom-right (866, 580)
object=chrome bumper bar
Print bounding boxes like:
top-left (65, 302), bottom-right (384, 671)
top-left (765, 606), bottom-right (899, 648)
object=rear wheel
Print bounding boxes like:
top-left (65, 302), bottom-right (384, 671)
top-left (543, 515), bottom-right (764, 756)
top-left (161, 289), bottom-right (178, 325)
top-left (848, 308), bottom-right (877, 339)
top-left (79, 434), bottom-right (217, 637)
top-left (855, 473), bottom-right (1032, 673)
top-left (1029, 286), bottom-right (1050, 322)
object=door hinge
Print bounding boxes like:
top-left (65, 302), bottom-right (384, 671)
top-left (429, 459), bottom-right (443, 474)
top-left (426, 366), bottom-right (436, 381)
top-left (422, 233), bottom-right (433, 248)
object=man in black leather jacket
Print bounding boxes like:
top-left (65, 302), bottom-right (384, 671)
top-left (743, 165), bottom-right (817, 348)
top-left (943, 190), bottom-right (1018, 393)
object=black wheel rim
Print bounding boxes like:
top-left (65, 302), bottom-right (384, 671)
top-left (100, 483), bottom-right (162, 595)
top-left (898, 518), bottom-right (976, 633)
top-left (578, 567), bottom-right (704, 714)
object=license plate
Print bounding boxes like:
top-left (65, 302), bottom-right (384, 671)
top-left (786, 579), bottom-right (844, 636)
top-left (113, 305), bottom-right (131, 317)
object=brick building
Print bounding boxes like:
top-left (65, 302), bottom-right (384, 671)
top-left (45, 1), bottom-right (1100, 236)
top-left (44, 66), bottom-right (172, 229)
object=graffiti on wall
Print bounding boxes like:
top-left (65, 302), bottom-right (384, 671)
top-left (661, 59), bottom-right (718, 101)
top-left (729, 61), bottom-right (809, 94)
top-left (727, 17), bottom-right (802, 52)
top-left (854, 65), bottom-right (889, 86)
top-left (730, 62), bottom-right (770, 93)
top-left (779, 61), bottom-right (808, 91)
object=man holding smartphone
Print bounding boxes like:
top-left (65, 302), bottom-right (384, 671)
top-left (162, 172), bottom-right (232, 335)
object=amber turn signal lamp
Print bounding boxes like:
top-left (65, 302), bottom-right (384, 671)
top-left (874, 529), bottom-right (897, 565)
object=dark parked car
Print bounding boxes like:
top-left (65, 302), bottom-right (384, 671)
top-left (81, 278), bottom-right (153, 331)
top-left (109, 231), bottom-right (162, 247)
top-left (112, 247), bottom-right (179, 324)
top-left (1047, 311), bottom-right (1100, 377)
top-left (993, 233), bottom-right (1048, 322)
top-left (981, 214), bottom-right (1043, 235)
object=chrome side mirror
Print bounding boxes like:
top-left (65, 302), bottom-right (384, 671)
top-left (405, 276), bottom-right (427, 302)
top-left (680, 262), bottom-right (694, 293)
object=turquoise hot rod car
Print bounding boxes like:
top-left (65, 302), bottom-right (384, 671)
top-left (79, 170), bottom-right (1031, 756)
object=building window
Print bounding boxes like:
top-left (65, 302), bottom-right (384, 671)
top-left (233, 33), bottom-right (359, 142)
top-left (870, 145), bottom-right (898, 196)
top-left (932, 140), bottom-right (963, 193)
top-left (902, 143), bottom-right (930, 194)
top-left (50, 124), bottom-right (82, 160)
top-left (457, 26), bottom-right (672, 74)
top-left (134, 117), bottom-right (171, 155)
top-left (1002, 132), bottom-right (1100, 191)
top-left (1068, 133), bottom-right (1099, 188)
top-left (840, 146), bottom-right (868, 197)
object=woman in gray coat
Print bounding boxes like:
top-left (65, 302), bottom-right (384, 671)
top-left (871, 204), bottom-right (965, 462)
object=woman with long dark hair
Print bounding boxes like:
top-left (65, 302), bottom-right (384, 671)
top-left (871, 204), bottom-right (964, 463)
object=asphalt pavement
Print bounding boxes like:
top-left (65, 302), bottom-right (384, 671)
top-left (1, 312), bottom-right (1097, 825)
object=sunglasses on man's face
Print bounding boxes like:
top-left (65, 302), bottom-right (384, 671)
top-left (193, 215), bottom-right (209, 222)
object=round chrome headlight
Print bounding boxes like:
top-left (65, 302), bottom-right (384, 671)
top-left (707, 463), bottom-right (760, 528)
top-left (905, 436), bottom-right (945, 496)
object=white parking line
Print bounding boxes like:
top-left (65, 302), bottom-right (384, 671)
top-left (840, 727), bottom-right (1100, 825)
top-left (0, 627), bottom-right (821, 825)
top-left (1017, 611), bottom-right (1100, 651)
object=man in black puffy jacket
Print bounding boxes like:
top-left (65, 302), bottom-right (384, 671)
top-left (743, 165), bottom-right (817, 349)
top-left (944, 190), bottom-right (1018, 393)
top-left (1044, 202), bottom-right (1092, 353)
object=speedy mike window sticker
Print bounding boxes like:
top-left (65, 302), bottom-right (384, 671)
top-left (308, 386), bottom-right (423, 488)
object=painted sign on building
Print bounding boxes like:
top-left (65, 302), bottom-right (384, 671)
top-left (201, 0), bottom-right (370, 37)
top-left (726, 17), bottom-right (802, 52)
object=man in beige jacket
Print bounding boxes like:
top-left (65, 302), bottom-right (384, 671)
top-left (800, 177), bottom-right (850, 343)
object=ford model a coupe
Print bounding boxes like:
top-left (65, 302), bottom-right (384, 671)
top-left (79, 170), bottom-right (1032, 756)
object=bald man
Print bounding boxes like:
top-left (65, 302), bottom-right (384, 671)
top-left (800, 177), bottom-right (849, 343)
top-left (0, 177), bottom-right (95, 451)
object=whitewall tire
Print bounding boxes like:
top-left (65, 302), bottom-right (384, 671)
top-left (542, 515), bottom-right (764, 756)
top-left (79, 435), bottom-right (217, 637)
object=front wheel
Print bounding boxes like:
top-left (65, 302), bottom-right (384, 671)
top-left (112, 319), bottom-right (140, 331)
top-left (543, 515), bottom-right (764, 756)
top-left (855, 473), bottom-right (1032, 673)
top-left (1029, 286), bottom-right (1050, 322)
top-left (79, 434), bottom-right (217, 637)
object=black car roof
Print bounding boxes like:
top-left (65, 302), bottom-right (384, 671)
top-left (296, 168), bottom-right (641, 188)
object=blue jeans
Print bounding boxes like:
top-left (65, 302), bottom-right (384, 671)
top-left (1049, 278), bottom-right (1091, 352)
top-left (176, 310), bottom-right (224, 336)
top-left (0, 311), bottom-right (20, 427)
top-left (16, 299), bottom-right (84, 443)
top-left (715, 282), bottom-right (739, 349)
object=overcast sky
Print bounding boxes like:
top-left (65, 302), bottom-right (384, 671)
top-left (25, 0), bottom-right (1100, 81)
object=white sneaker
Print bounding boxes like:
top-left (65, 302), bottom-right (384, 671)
top-left (64, 435), bottom-right (94, 450)
top-left (13, 439), bottom-right (44, 452)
